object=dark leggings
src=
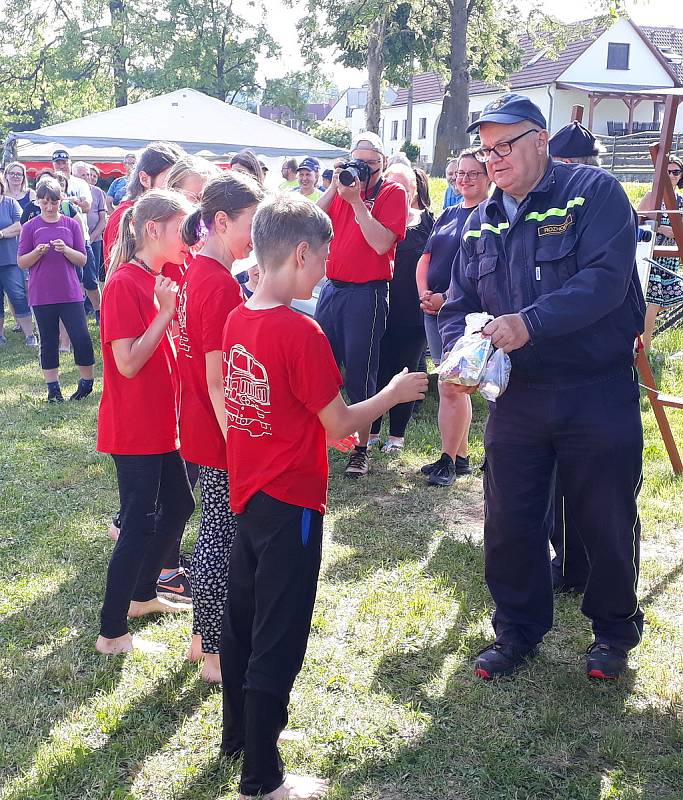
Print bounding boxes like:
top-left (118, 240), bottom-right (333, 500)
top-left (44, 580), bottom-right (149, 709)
top-left (100, 451), bottom-right (195, 639)
top-left (32, 301), bottom-right (94, 371)
top-left (371, 324), bottom-right (426, 437)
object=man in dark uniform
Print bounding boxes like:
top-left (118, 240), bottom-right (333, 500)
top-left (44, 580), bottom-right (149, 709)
top-left (546, 120), bottom-right (607, 595)
top-left (439, 94), bottom-right (645, 681)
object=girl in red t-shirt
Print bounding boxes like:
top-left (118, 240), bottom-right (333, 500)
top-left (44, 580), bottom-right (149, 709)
top-left (95, 189), bottom-right (196, 656)
top-left (177, 171), bottom-right (264, 682)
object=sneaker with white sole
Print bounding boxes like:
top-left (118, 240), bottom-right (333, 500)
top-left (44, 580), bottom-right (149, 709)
top-left (345, 448), bottom-right (369, 478)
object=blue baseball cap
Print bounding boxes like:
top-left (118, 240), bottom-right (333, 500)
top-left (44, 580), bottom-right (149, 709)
top-left (467, 93), bottom-right (547, 133)
top-left (549, 121), bottom-right (601, 158)
top-left (297, 157), bottom-right (320, 172)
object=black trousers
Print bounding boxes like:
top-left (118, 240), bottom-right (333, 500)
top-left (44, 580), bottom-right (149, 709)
top-left (370, 323), bottom-right (426, 437)
top-left (483, 369), bottom-right (644, 652)
top-left (100, 451), bottom-right (195, 639)
top-left (550, 481), bottom-right (590, 589)
top-left (32, 301), bottom-right (94, 371)
top-left (315, 280), bottom-right (388, 404)
top-left (220, 492), bottom-right (323, 796)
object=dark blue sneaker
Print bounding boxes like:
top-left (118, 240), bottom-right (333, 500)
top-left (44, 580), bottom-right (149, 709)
top-left (585, 642), bottom-right (628, 680)
top-left (474, 641), bottom-right (538, 680)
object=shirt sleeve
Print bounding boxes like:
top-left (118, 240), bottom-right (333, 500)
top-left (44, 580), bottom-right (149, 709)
top-left (520, 175), bottom-right (638, 342)
top-left (201, 280), bottom-right (243, 353)
top-left (375, 183), bottom-right (409, 241)
top-left (437, 224), bottom-right (484, 352)
top-left (8, 198), bottom-right (21, 224)
top-left (289, 320), bottom-right (343, 415)
top-left (102, 279), bottom-right (148, 344)
top-left (17, 219), bottom-right (34, 257)
top-left (106, 179), bottom-right (119, 199)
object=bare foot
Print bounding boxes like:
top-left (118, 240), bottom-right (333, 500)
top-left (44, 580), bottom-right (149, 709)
top-left (128, 597), bottom-right (191, 617)
top-left (95, 634), bottom-right (167, 655)
top-left (107, 523), bottom-right (119, 541)
top-left (96, 633), bottom-right (133, 654)
top-left (201, 653), bottom-right (222, 683)
top-left (240, 775), bottom-right (329, 800)
top-left (186, 634), bottom-right (204, 662)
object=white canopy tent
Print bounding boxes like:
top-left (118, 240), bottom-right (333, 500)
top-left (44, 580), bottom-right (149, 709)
top-left (9, 87), bottom-right (349, 172)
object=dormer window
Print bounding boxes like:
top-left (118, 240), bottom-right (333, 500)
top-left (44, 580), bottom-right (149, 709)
top-left (607, 42), bottom-right (630, 70)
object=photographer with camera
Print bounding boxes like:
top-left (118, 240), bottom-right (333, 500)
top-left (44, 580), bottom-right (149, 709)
top-left (316, 132), bottom-right (408, 478)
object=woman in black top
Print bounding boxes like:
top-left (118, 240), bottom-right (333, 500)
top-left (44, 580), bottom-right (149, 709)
top-left (369, 164), bottom-right (434, 451)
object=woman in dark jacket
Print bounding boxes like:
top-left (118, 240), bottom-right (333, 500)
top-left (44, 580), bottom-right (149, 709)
top-left (369, 164), bottom-right (434, 452)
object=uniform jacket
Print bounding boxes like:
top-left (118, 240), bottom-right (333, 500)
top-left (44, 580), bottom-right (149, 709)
top-left (438, 160), bottom-right (645, 386)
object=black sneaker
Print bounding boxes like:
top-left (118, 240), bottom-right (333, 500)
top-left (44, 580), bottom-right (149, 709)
top-left (474, 641), bottom-right (538, 680)
top-left (455, 455), bottom-right (472, 475)
top-left (47, 386), bottom-right (64, 403)
top-left (70, 378), bottom-right (94, 401)
top-left (421, 453), bottom-right (449, 475)
top-left (345, 448), bottom-right (369, 478)
top-left (428, 458), bottom-right (457, 487)
top-left (156, 569), bottom-right (192, 604)
top-left (585, 642), bottom-right (627, 680)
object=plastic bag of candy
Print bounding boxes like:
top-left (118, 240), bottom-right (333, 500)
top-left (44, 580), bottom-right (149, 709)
top-left (438, 313), bottom-right (494, 387)
top-left (479, 347), bottom-right (511, 402)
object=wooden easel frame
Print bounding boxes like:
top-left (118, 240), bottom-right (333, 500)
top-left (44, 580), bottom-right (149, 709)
top-left (635, 94), bottom-right (683, 474)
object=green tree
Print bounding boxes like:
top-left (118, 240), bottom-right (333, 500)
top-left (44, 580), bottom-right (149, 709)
top-left (297, 0), bottom-right (442, 133)
top-left (400, 139), bottom-right (420, 163)
top-left (307, 119), bottom-right (351, 149)
top-left (261, 70), bottom-right (335, 128)
top-left (134, 0), bottom-right (278, 102)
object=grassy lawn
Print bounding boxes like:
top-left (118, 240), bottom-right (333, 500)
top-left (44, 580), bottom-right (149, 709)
top-left (1, 309), bottom-right (682, 800)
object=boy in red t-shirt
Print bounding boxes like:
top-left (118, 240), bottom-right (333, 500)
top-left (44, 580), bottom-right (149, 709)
top-left (220, 195), bottom-right (427, 800)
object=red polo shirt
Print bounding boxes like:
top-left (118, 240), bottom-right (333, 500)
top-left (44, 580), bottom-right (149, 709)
top-left (325, 180), bottom-right (408, 283)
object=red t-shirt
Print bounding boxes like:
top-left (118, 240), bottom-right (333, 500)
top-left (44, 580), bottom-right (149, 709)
top-left (326, 181), bottom-right (408, 282)
top-left (177, 255), bottom-right (243, 469)
top-left (97, 262), bottom-right (180, 455)
top-left (222, 304), bottom-right (343, 514)
top-left (102, 199), bottom-right (134, 268)
top-left (162, 261), bottom-right (185, 284)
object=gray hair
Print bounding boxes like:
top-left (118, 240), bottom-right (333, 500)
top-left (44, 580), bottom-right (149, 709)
top-left (386, 153), bottom-right (411, 168)
top-left (567, 155), bottom-right (603, 168)
top-left (252, 193), bottom-right (333, 270)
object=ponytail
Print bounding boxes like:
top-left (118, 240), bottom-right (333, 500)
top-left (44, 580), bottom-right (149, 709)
top-left (106, 189), bottom-right (194, 282)
top-left (107, 207), bottom-right (137, 280)
top-left (182, 208), bottom-right (203, 247)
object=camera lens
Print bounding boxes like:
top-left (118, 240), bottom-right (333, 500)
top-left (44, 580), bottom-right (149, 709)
top-left (339, 167), bottom-right (358, 186)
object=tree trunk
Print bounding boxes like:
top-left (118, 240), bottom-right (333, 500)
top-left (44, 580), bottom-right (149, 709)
top-left (109, 0), bottom-right (128, 107)
top-left (365, 14), bottom-right (387, 134)
top-left (432, 0), bottom-right (469, 176)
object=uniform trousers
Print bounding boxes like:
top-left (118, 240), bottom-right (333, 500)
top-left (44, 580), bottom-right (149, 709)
top-left (483, 368), bottom-right (644, 652)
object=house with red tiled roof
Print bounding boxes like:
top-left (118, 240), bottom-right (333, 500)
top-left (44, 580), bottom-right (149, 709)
top-left (379, 16), bottom-right (683, 165)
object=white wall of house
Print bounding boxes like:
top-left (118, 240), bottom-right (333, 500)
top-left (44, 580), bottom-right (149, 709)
top-left (559, 18), bottom-right (675, 88)
top-left (380, 100), bottom-right (443, 161)
top-left (325, 92), bottom-right (354, 126)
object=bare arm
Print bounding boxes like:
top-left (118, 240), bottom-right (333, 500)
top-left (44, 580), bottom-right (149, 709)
top-left (205, 350), bottom-right (227, 440)
top-left (416, 252), bottom-right (431, 298)
top-left (105, 196), bottom-right (115, 214)
top-left (91, 210), bottom-right (107, 241)
top-left (18, 244), bottom-right (49, 269)
top-left (318, 368), bottom-right (427, 441)
top-left (0, 222), bottom-right (21, 238)
top-left (110, 276), bottom-right (177, 379)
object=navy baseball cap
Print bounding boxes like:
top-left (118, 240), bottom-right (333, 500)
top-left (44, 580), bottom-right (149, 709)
top-left (297, 157), bottom-right (320, 172)
top-left (467, 93), bottom-right (547, 133)
top-left (322, 168), bottom-right (334, 181)
top-left (52, 148), bottom-right (70, 161)
top-left (549, 121), bottom-right (600, 158)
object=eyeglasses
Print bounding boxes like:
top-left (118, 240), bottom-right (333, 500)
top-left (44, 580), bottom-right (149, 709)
top-left (668, 169), bottom-right (682, 176)
top-left (474, 129), bottom-right (540, 162)
top-left (455, 170), bottom-right (486, 180)
top-left (356, 158), bottom-right (382, 167)
top-left (6, 171), bottom-right (23, 178)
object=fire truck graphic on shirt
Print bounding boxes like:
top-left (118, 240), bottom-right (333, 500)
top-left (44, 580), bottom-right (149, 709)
top-left (176, 282), bottom-right (190, 356)
top-left (224, 344), bottom-right (272, 437)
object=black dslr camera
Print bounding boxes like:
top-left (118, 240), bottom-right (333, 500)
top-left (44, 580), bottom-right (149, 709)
top-left (338, 159), bottom-right (371, 186)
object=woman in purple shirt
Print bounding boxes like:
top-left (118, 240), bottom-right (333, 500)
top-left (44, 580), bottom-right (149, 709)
top-left (18, 177), bottom-right (95, 403)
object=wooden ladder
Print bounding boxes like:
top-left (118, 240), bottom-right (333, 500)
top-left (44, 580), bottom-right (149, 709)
top-left (636, 94), bottom-right (683, 474)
